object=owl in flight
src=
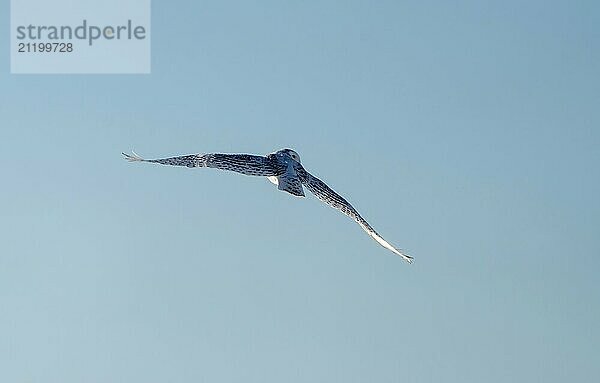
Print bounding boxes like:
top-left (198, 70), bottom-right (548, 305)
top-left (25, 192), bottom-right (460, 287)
top-left (122, 148), bottom-right (413, 263)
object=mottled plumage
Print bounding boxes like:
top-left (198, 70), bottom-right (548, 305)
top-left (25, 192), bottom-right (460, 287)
top-left (123, 148), bottom-right (413, 263)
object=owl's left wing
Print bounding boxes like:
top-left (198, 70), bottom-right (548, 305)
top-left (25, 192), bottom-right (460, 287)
top-left (123, 151), bottom-right (283, 177)
top-left (296, 164), bottom-right (413, 263)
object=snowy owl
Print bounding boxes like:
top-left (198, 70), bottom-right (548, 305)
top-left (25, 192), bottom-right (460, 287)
top-left (123, 148), bottom-right (413, 263)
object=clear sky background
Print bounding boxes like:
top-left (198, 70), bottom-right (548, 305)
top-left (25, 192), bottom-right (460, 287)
top-left (1, 1), bottom-right (599, 382)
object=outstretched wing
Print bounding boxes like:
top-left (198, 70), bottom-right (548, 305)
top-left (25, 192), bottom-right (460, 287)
top-left (295, 164), bottom-right (413, 263)
top-left (123, 151), bottom-right (284, 177)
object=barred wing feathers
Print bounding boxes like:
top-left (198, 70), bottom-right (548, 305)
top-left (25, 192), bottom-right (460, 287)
top-left (297, 166), bottom-right (413, 263)
top-left (122, 152), bottom-right (283, 177)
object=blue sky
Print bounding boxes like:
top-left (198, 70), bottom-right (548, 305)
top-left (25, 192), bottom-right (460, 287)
top-left (1, 1), bottom-right (599, 382)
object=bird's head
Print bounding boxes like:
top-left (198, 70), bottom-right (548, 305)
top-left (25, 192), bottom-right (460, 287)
top-left (276, 148), bottom-right (301, 163)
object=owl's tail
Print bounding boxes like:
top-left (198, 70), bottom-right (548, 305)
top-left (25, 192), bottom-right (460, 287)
top-left (122, 151), bottom-right (146, 162)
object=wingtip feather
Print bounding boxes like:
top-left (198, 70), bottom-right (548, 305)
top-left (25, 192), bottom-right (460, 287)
top-left (390, 246), bottom-right (414, 264)
top-left (122, 151), bottom-right (145, 162)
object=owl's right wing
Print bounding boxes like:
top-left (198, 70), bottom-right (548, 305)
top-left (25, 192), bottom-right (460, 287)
top-left (295, 164), bottom-right (413, 263)
top-left (122, 151), bottom-right (283, 177)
